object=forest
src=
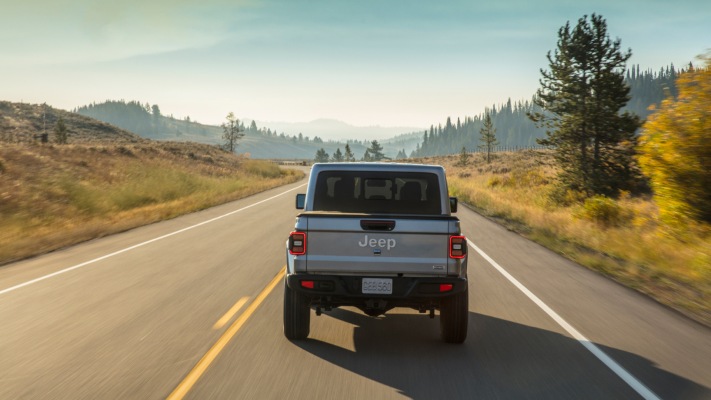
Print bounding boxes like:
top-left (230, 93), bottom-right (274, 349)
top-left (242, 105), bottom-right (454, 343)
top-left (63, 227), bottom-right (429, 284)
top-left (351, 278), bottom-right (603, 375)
top-left (412, 64), bottom-right (688, 157)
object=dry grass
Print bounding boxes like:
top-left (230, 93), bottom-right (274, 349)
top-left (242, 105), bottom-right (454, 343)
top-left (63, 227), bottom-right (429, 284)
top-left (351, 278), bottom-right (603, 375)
top-left (0, 101), bottom-right (144, 144)
top-left (422, 151), bottom-right (711, 326)
top-left (0, 142), bottom-right (302, 265)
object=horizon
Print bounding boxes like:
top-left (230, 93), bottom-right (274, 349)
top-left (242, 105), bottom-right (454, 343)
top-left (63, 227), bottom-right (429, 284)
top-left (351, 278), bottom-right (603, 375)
top-left (1, 0), bottom-right (709, 134)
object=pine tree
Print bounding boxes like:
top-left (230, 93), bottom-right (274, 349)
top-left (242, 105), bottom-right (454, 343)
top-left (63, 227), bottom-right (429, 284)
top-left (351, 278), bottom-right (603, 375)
top-left (315, 148), bottom-right (330, 163)
top-left (366, 140), bottom-right (386, 161)
top-left (53, 117), bottom-right (68, 144)
top-left (332, 148), bottom-right (344, 162)
top-left (412, 143), bottom-right (420, 158)
top-left (478, 111), bottom-right (498, 163)
top-left (344, 143), bottom-right (355, 162)
top-left (221, 112), bottom-right (245, 153)
top-left (457, 146), bottom-right (470, 166)
top-left (530, 14), bottom-right (641, 197)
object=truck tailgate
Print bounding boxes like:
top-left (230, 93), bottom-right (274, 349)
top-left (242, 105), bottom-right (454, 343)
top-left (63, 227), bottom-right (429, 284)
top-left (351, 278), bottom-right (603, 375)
top-left (305, 216), bottom-right (451, 276)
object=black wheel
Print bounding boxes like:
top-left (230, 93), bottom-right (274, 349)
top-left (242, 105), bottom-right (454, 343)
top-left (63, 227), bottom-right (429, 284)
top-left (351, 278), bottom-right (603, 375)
top-left (440, 288), bottom-right (468, 343)
top-left (283, 281), bottom-right (310, 340)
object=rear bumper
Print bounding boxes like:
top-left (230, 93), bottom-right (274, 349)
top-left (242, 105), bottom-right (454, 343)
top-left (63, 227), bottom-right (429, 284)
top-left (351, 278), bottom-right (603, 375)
top-left (286, 273), bottom-right (467, 303)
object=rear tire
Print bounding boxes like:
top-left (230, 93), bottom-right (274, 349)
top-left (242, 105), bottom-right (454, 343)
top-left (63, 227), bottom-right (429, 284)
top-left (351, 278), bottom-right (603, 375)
top-left (283, 281), bottom-right (310, 340)
top-left (440, 288), bottom-right (468, 343)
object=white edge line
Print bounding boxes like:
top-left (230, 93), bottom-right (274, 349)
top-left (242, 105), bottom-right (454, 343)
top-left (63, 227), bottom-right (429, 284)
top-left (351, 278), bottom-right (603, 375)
top-left (0, 183), bottom-right (307, 296)
top-left (467, 239), bottom-right (661, 400)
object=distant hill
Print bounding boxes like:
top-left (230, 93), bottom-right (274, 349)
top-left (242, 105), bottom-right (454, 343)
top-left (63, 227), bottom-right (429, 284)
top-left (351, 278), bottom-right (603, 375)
top-left (73, 100), bottom-right (396, 159)
top-left (0, 101), bottom-right (144, 144)
top-left (381, 131), bottom-right (424, 158)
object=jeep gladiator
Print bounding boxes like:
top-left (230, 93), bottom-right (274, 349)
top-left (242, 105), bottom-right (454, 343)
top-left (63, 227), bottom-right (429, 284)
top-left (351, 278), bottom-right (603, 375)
top-left (284, 163), bottom-right (468, 343)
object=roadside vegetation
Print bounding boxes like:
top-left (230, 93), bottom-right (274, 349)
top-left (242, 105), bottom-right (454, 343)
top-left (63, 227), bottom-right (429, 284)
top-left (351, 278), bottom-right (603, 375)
top-left (431, 16), bottom-right (710, 326)
top-left (0, 142), bottom-right (302, 265)
top-left (426, 150), bottom-right (711, 326)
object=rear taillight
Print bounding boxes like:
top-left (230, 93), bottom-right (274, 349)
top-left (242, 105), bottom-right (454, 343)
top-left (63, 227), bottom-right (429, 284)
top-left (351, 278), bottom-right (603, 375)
top-left (289, 232), bottom-right (306, 255)
top-left (449, 235), bottom-right (466, 259)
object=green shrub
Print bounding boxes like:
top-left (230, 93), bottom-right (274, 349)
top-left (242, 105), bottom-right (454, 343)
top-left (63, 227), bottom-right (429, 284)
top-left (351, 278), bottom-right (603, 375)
top-left (549, 186), bottom-right (587, 206)
top-left (574, 195), bottom-right (627, 227)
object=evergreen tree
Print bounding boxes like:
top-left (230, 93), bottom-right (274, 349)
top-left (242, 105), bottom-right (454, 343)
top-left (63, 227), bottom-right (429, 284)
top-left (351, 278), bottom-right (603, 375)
top-left (54, 117), bottom-right (68, 144)
top-left (363, 149), bottom-right (372, 161)
top-left (344, 143), bottom-right (355, 162)
top-left (332, 148), bottom-right (344, 162)
top-left (315, 148), bottom-right (329, 163)
top-left (530, 14), bottom-right (641, 197)
top-left (366, 140), bottom-right (386, 161)
top-left (478, 111), bottom-right (498, 163)
top-left (221, 112), bottom-right (245, 152)
top-left (457, 146), bottom-right (470, 166)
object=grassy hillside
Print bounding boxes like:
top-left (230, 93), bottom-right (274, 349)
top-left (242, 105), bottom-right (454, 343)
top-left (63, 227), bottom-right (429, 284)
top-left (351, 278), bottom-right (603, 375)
top-left (425, 151), bottom-right (710, 326)
top-left (0, 141), bottom-right (302, 265)
top-left (0, 102), bottom-right (303, 265)
top-left (0, 101), bottom-right (144, 144)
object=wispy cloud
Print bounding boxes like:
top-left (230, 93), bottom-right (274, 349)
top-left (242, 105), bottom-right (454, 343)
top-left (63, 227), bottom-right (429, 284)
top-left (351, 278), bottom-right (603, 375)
top-left (0, 0), bottom-right (251, 65)
top-left (1, 0), bottom-right (708, 126)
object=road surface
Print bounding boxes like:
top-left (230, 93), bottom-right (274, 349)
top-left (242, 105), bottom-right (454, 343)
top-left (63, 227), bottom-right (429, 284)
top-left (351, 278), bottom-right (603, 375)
top-left (1, 174), bottom-right (709, 399)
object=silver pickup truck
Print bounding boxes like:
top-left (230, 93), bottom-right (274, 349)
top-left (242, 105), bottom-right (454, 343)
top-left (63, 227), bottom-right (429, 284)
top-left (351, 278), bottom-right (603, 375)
top-left (284, 163), bottom-right (468, 343)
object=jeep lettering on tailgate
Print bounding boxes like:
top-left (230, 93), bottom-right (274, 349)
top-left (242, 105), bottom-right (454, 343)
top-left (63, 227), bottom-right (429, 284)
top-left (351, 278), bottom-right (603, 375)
top-left (358, 235), bottom-right (396, 250)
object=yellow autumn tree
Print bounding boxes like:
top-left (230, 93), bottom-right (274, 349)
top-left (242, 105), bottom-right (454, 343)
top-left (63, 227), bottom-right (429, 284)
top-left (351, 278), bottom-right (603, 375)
top-left (638, 53), bottom-right (711, 226)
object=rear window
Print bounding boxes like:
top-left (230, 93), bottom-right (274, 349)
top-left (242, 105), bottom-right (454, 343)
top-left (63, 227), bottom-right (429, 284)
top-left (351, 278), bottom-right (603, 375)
top-left (312, 171), bottom-right (442, 214)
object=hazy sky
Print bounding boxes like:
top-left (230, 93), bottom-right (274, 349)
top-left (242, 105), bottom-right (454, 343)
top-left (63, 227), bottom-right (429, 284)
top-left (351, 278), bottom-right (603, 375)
top-left (1, 0), bottom-right (709, 129)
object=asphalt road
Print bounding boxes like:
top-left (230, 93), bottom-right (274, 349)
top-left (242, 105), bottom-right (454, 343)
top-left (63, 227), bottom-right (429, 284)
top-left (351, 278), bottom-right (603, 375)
top-left (1, 173), bottom-right (709, 399)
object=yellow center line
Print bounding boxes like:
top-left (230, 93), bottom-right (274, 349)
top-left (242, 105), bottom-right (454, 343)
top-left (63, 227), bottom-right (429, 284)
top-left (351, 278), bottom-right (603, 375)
top-left (167, 266), bottom-right (286, 400)
top-left (213, 296), bottom-right (250, 330)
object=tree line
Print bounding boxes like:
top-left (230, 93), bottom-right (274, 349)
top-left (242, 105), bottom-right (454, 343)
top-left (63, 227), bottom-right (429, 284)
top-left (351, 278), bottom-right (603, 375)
top-left (410, 99), bottom-right (546, 158)
top-left (413, 62), bottom-right (689, 159)
top-left (75, 100), bottom-right (170, 138)
top-left (314, 140), bottom-right (387, 163)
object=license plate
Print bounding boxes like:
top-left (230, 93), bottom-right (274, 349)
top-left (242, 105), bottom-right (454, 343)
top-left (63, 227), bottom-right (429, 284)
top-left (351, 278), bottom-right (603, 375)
top-left (362, 278), bottom-right (393, 295)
